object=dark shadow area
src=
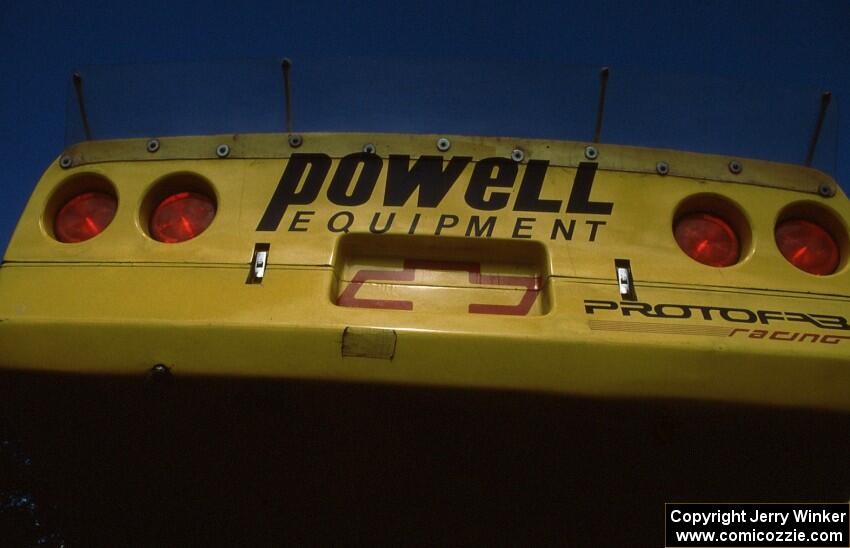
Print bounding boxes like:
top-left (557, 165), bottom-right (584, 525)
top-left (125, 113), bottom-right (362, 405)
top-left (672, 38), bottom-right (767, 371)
top-left (2, 370), bottom-right (849, 546)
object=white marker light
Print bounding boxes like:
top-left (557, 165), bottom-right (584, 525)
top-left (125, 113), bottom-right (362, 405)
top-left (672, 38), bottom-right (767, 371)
top-left (254, 250), bottom-right (268, 280)
top-left (617, 266), bottom-right (631, 296)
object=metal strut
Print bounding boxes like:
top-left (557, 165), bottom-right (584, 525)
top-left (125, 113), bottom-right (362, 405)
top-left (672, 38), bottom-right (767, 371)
top-left (805, 91), bottom-right (832, 167)
top-left (73, 72), bottom-right (92, 141)
top-left (593, 67), bottom-right (610, 143)
top-left (281, 58), bottom-right (292, 133)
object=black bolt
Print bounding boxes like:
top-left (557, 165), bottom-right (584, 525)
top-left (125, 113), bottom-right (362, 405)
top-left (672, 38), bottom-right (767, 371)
top-left (728, 160), bottom-right (742, 174)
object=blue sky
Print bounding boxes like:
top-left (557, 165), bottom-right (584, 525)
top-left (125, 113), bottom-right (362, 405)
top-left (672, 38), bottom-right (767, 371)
top-left (1, 1), bottom-right (848, 253)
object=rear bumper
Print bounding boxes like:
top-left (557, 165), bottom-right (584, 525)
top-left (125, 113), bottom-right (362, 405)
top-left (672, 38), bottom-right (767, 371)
top-left (1, 263), bottom-right (849, 412)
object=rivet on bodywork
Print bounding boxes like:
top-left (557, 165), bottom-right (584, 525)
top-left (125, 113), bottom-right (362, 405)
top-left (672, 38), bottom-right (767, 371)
top-left (216, 144), bottom-right (230, 158)
top-left (818, 183), bottom-right (836, 198)
top-left (148, 363), bottom-right (173, 384)
top-left (288, 134), bottom-right (303, 148)
top-left (363, 143), bottom-right (376, 154)
top-left (584, 145), bottom-right (599, 160)
top-left (511, 148), bottom-right (525, 162)
top-left (436, 138), bottom-right (451, 152)
top-left (146, 139), bottom-right (160, 153)
top-left (728, 160), bottom-right (743, 174)
top-left (147, 363), bottom-right (175, 392)
top-left (656, 161), bottom-right (669, 175)
top-left (59, 155), bottom-right (73, 169)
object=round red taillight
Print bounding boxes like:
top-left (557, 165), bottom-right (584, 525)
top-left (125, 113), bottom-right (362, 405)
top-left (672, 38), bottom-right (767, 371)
top-left (775, 219), bottom-right (839, 275)
top-left (54, 191), bottom-right (117, 243)
top-left (674, 212), bottom-right (740, 267)
top-left (150, 192), bottom-right (216, 243)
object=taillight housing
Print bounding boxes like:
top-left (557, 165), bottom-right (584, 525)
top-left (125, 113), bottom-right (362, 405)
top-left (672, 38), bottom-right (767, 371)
top-left (775, 219), bottom-right (840, 275)
top-left (150, 191), bottom-right (216, 243)
top-left (54, 191), bottom-right (117, 243)
top-left (674, 212), bottom-right (741, 267)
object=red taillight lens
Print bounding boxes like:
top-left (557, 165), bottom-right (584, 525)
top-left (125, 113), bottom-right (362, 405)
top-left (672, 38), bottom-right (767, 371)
top-left (775, 219), bottom-right (839, 275)
top-left (54, 192), bottom-right (117, 243)
top-left (674, 212), bottom-right (740, 267)
top-left (150, 192), bottom-right (216, 243)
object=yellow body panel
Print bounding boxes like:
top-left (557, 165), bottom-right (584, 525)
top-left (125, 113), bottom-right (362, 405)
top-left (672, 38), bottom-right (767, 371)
top-left (2, 133), bottom-right (849, 411)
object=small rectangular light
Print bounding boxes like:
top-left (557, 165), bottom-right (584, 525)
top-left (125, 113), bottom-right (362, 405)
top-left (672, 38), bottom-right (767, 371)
top-left (614, 258), bottom-right (637, 301)
top-left (617, 267), bottom-right (631, 296)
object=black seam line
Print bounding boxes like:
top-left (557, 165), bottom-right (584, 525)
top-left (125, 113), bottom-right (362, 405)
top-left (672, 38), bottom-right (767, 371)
top-left (3, 262), bottom-right (848, 300)
top-left (55, 145), bottom-right (827, 168)
top-left (585, 167), bottom-right (819, 193)
top-left (51, 153), bottom-right (826, 192)
top-left (1, 261), bottom-right (248, 269)
top-left (0, 261), bottom-right (332, 269)
top-left (551, 278), bottom-right (850, 301)
top-left (58, 156), bottom-right (817, 186)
